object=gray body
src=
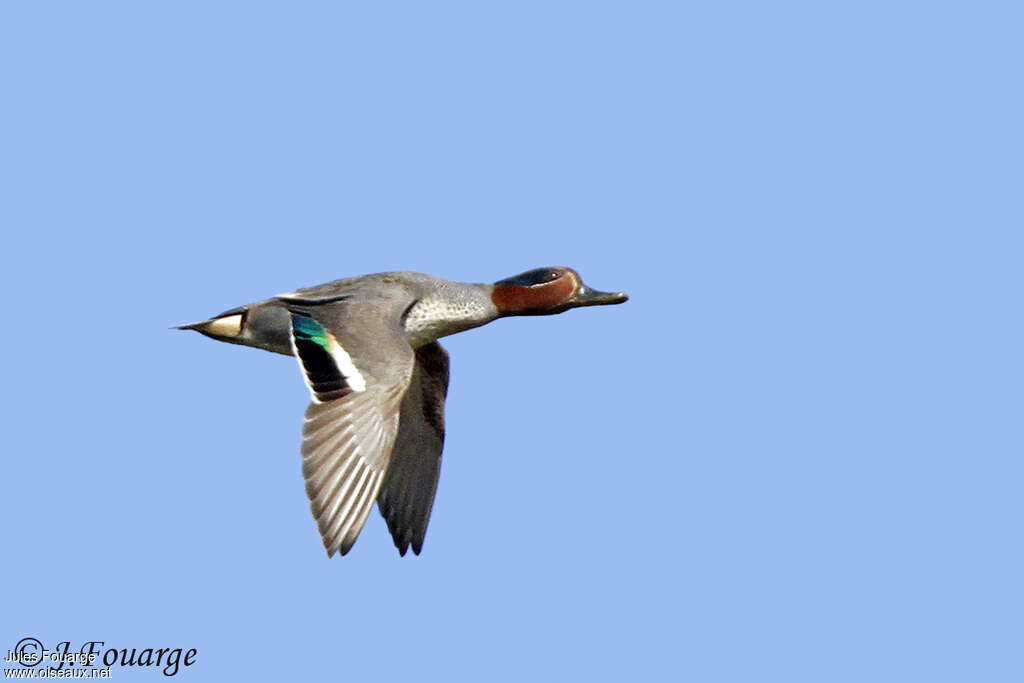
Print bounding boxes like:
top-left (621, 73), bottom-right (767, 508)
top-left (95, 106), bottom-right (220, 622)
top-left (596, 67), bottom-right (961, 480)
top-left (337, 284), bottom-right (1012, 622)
top-left (210, 271), bottom-right (499, 357)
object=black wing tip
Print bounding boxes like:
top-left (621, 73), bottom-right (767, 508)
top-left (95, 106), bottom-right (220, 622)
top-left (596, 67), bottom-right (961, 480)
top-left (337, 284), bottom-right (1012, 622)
top-left (390, 524), bottom-right (411, 556)
top-left (397, 532), bottom-right (425, 556)
top-left (394, 542), bottom-right (424, 556)
top-left (381, 508), bottom-right (429, 557)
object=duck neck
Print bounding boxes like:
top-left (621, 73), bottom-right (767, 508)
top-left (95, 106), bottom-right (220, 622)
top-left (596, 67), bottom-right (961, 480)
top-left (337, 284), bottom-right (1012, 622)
top-left (403, 283), bottom-right (499, 347)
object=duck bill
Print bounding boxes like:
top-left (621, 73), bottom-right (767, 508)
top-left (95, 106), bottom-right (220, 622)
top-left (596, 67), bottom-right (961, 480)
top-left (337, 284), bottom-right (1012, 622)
top-left (572, 285), bottom-right (629, 307)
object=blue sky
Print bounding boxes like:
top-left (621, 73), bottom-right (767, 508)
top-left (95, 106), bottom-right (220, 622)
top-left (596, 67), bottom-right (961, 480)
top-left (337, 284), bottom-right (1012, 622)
top-left (2, 1), bottom-right (1020, 681)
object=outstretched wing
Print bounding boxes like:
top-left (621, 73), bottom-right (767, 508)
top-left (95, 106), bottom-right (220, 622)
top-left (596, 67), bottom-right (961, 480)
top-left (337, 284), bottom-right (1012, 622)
top-left (377, 341), bottom-right (450, 556)
top-left (288, 307), bottom-right (415, 556)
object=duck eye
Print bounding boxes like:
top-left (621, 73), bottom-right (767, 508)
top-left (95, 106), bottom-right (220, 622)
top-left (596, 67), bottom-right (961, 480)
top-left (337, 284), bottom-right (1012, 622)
top-left (545, 270), bottom-right (561, 282)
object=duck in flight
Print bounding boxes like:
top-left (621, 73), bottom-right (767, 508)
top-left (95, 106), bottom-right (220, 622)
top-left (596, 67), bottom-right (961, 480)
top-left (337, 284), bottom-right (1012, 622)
top-left (180, 267), bottom-right (627, 556)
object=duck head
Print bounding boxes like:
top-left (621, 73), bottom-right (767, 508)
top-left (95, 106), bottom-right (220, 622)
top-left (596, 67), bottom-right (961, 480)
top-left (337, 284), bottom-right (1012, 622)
top-left (491, 267), bottom-right (628, 317)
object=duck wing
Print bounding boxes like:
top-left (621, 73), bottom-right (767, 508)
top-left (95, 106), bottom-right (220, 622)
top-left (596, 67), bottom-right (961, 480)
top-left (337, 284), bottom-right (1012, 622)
top-left (287, 305), bottom-right (415, 556)
top-left (377, 341), bottom-right (450, 556)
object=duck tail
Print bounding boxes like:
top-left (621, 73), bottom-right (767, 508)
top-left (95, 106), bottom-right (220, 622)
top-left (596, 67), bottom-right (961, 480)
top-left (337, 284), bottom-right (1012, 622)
top-left (177, 302), bottom-right (294, 356)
